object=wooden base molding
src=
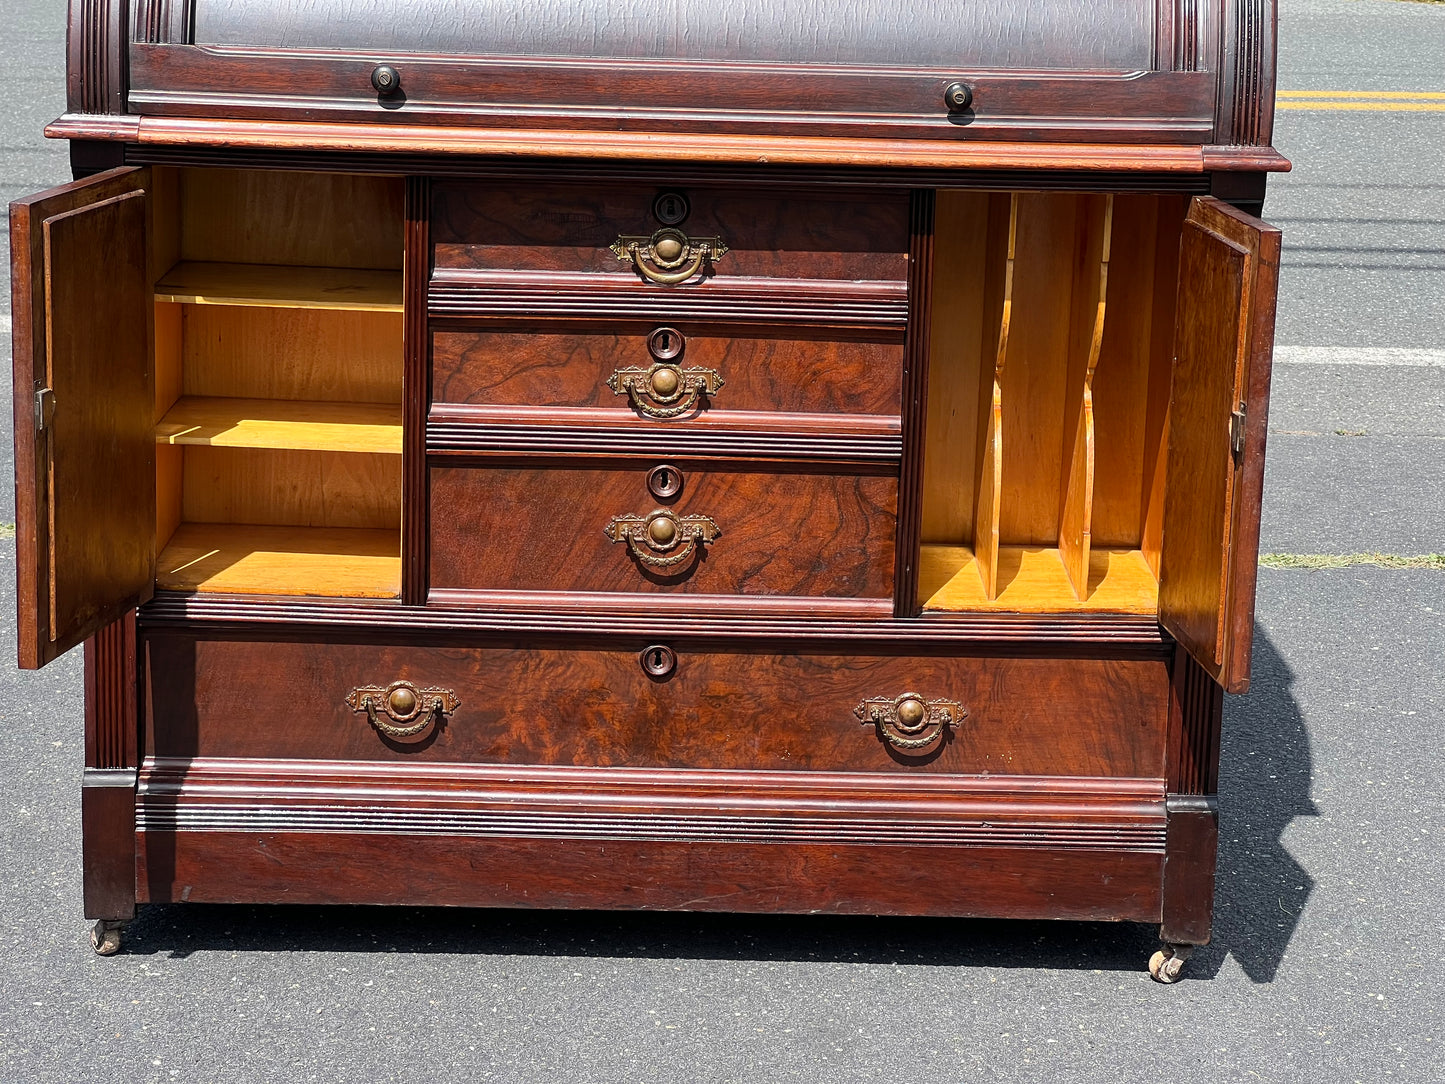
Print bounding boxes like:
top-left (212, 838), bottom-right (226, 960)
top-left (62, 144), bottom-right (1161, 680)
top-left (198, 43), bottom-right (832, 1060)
top-left (135, 758), bottom-right (1167, 919)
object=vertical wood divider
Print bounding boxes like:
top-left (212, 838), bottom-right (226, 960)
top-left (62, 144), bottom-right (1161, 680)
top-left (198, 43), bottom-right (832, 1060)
top-left (402, 176), bottom-right (431, 606)
top-left (973, 193), bottom-right (1016, 600)
top-left (895, 188), bottom-right (936, 616)
top-left (1060, 195), bottom-right (1114, 599)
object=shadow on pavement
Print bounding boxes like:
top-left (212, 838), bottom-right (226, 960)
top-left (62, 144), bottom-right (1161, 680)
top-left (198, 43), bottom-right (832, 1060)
top-left (1185, 627), bottom-right (1318, 983)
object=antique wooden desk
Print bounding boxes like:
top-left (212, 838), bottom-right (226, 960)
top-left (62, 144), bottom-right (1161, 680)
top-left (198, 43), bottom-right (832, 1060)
top-left (11, 1), bottom-right (1286, 981)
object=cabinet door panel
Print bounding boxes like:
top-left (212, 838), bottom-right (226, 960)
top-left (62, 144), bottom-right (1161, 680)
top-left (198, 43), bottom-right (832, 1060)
top-left (1158, 197), bottom-right (1280, 693)
top-left (10, 167), bottom-right (155, 669)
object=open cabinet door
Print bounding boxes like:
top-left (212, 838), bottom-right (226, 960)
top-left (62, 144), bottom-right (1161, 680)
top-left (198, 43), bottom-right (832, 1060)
top-left (10, 167), bottom-right (155, 670)
top-left (1158, 197), bottom-right (1280, 694)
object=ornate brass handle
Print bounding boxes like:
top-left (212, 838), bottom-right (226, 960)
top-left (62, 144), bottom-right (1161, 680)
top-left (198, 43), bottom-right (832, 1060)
top-left (347, 681), bottom-right (460, 739)
top-left (607, 364), bottom-right (723, 419)
top-left (855, 693), bottom-right (966, 754)
top-left (610, 228), bottom-right (728, 286)
top-left (605, 509), bottom-right (720, 569)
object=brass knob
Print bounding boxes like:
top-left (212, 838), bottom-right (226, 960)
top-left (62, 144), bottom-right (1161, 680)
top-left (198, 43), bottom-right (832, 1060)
top-left (611, 229), bottom-right (727, 286)
top-left (347, 681), bottom-right (460, 739)
top-left (606, 510), bottom-right (720, 569)
top-left (855, 693), bottom-right (966, 755)
top-left (648, 514), bottom-right (678, 547)
top-left (896, 696), bottom-right (927, 730)
top-left (387, 685), bottom-right (418, 716)
top-left (653, 234), bottom-right (684, 263)
top-left (649, 367), bottom-right (681, 398)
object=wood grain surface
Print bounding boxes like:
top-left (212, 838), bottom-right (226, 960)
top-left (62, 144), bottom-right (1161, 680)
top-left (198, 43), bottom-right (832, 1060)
top-left (155, 262), bottom-right (403, 311)
top-left (1158, 197), bottom-right (1279, 693)
top-left (137, 828), bottom-right (1164, 921)
top-left (156, 397), bottom-right (402, 454)
top-left (156, 524), bottom-right (400, 597)
top-left (143, 636), bottom-right (1169, 777)
top-left (431, 181), bottom-right (909, 282)
top-left (180, 304), bottom-right (403, 404)
top-left (431, 325), bottom-right (903, 418)
top-left (10, 167), bottom-right (155, 669)
top-left (428, 462), bottom-right (896, 601)
top-left (174, 168), bottom-right (403, 270)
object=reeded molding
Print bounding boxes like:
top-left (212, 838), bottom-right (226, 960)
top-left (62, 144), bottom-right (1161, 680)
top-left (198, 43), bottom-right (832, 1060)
top-left (138, 758), bottom-right (1168, 852)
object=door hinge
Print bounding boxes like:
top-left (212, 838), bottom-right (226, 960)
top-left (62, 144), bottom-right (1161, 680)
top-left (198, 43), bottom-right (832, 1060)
top-left (1229, 403), bottom-right (1247, 462)
top-left (33, 386), bottom-right (55, 433)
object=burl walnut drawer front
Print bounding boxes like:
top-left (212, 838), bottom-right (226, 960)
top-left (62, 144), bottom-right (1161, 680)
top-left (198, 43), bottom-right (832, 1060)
top-left (144, 636), bottom-right (1169, 779)
top-left (427, 461), bottom-right (897, 606)
top-left (430, 324), bottom-right (904, 420)
top-left (430, 182), bottom-right (910, 284)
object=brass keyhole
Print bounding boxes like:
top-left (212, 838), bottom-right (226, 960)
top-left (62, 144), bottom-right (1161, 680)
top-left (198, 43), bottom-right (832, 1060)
top-left (647, 463), bottom-right (684, 499)
top-left (653, 192), bottom-right (690, 226)
top-left (640, 644), bottom-right (677, 678)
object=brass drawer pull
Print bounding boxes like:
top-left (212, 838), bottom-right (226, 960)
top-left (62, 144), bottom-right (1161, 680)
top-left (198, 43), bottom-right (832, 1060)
top-left (607, 363), bottom-right (723, 418)
top-left (610, 227), bottom-right (728, 286)
top-left (855, 693), bottom-right (966, 754)
top-left (606, 509), bottom-right (720, 570)
top-left (347, 681), bottom-right (460, 739)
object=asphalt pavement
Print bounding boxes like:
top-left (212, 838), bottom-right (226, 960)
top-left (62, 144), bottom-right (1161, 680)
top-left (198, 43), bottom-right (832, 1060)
top-left (1, 1), bottom-right (1442, 1081)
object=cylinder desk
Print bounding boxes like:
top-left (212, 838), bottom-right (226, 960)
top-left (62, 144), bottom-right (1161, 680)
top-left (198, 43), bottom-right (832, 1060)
top-left (10, 0), bottom-right (1287, 981)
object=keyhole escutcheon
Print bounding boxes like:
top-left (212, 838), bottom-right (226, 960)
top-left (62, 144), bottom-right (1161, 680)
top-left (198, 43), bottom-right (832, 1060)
top-left (647, 326), bottom-right (685, 362)
top-left (640, 644), bottom-right (677, 679)
top-left (647, 463), bottom-right (684, 500)
top-left (653, 192), bottom-right (690, 226)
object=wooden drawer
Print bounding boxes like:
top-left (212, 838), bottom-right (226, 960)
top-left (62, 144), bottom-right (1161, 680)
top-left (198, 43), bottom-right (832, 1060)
top-left (430, 182), bottom-right (909, 283)
top-left (430, 323), bottom-right (903, 420)
top-left (144, 635), bottom-right (1170, 778)
top-left (427, 460), bottom-right (897, 608)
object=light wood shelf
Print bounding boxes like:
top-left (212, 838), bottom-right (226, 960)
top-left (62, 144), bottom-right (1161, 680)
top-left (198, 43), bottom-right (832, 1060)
top-left (156, 396), bottom-right (403, 454)
top-left (920, 544), bottom-right (1157, 614)
top-left (157, 523), bottom-right (400, 598)
top-left (154, 261), bottom-right (403, 312)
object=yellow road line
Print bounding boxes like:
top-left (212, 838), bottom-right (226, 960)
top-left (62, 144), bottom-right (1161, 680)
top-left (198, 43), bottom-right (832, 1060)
top-left (1278, 89), bottom-right (1445, 99)
top-left (1277, 101), bottom-right (1445, 111)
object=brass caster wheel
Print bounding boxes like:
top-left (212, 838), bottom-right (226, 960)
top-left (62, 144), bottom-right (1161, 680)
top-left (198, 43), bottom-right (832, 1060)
top-left (1148, 943), bottom-right (1193, 984)
top-left (90, 920), bottom-right (123, 957)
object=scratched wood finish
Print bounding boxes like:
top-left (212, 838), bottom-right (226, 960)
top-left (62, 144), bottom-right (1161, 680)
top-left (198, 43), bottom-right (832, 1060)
top-left (137, 829), bottom-right (1163, 921)
top-left (430, 325), bottom-right (903, 418)
top-left (143, 636), bottom-right (1170, 776)
top-left (428, 463), bottom-right (897, 601)
top-left (431, 182), bottom-right (909, 283)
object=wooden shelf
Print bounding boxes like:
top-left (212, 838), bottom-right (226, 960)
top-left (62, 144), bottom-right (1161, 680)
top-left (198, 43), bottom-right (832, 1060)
top-left (920, 545), bottom-right (1157, 614)
top-left (158, 523), bottom-right (400, 598)
top-left (156, 397), bottom-right (402, 454)
top-left (155, 262), bottom-right (403, 312)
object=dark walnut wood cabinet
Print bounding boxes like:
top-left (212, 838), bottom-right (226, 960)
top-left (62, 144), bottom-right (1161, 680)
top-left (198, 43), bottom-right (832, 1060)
top-left (13, 0), bottom-right (1287, 980)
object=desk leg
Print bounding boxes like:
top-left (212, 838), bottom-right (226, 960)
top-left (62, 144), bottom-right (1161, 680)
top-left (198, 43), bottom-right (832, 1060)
top-left (82, 615), bottom-right (139, 953)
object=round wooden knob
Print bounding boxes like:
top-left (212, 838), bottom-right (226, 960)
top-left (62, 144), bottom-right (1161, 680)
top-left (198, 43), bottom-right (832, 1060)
top-left (647, 515), bottom-right (678, 547)
top-left (896, 697), bottom-right (927, 729)
top-left (653, 235), bottom-right (684, 263)
top-left (387, 685), bottom-right (418, 717)
top-left (649, 367), bottom-right (681, 398)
